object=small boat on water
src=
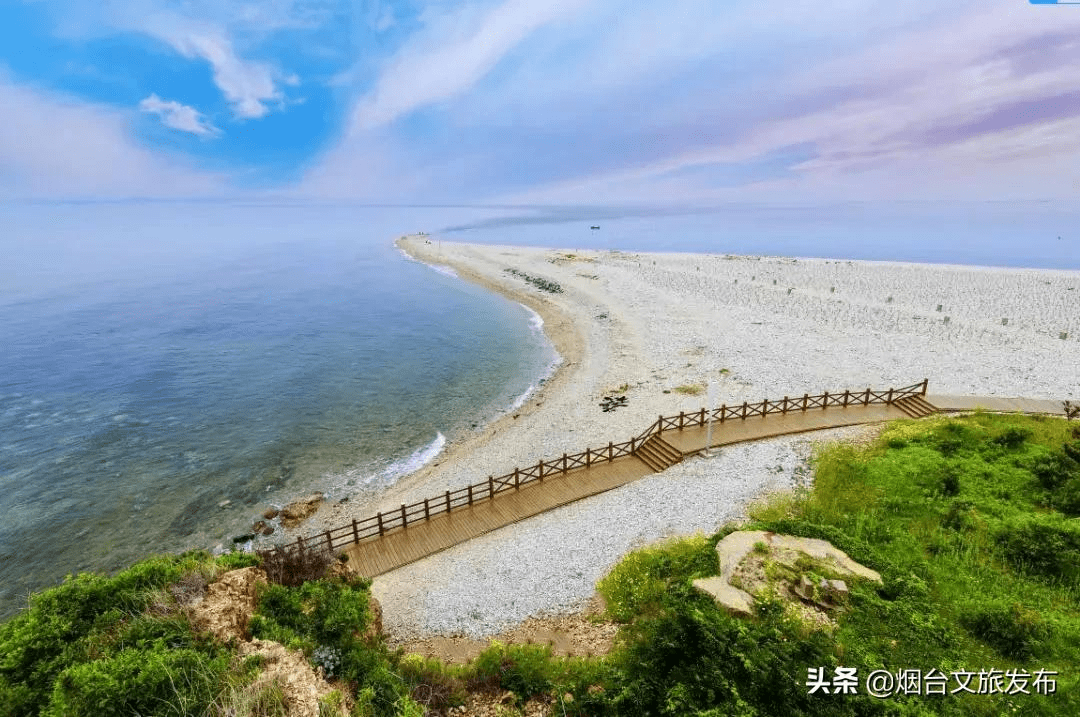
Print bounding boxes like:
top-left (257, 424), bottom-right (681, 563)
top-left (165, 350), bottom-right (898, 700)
top-left (590, 225), bottom-right (600, 230)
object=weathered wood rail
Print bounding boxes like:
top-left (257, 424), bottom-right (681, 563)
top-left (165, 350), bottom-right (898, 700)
top-left (265, 380), bottom-right (928, 564)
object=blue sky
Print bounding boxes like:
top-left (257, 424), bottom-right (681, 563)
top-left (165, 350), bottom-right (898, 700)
top-left (1, 0), bottom-right (1079, 204)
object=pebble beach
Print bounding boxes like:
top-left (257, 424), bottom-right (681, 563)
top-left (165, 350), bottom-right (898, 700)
top-left (300, 238), bottom-right (1080, 641)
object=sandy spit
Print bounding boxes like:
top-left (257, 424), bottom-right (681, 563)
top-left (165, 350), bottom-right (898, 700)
top-left (292, 238), bottom-right (1080, 640)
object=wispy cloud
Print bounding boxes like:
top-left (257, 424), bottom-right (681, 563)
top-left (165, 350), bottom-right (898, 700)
top-left (351, 0), bottom-right (595, 131)
top-left (139, 93), bottom-right (220, 136)
top-left (0, 69), bottom-right (225, 199)
top-left (139, 14), bottom-right (286, 120)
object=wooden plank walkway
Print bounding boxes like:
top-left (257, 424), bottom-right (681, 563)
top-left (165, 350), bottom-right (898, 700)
top-left (926, 395), bottom-right (1067, 416)
top-left (333, 389), bottom-right (1073, 579)
top-left (342, 454), bottom-right (652, 576)
top-left (343, 402), bottom-right (919, 578)
top-left (659, 402), bottom-right (910, 455)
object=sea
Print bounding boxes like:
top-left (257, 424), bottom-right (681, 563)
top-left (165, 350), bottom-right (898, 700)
top-left (1, 200), bottom-right (1077, 618)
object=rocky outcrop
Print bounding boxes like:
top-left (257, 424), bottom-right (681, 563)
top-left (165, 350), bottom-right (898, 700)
top-left (186, 567), bottom-right (349, 717)
top-left (280, 493), bottom-right (325, 528)
top-left (693, 530), bottom-right (882, 621)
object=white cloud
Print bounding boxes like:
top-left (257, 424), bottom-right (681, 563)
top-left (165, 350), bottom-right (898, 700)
top-left (0, 70), bottom-right (227, 199)
top-left (351, 0), bottom-right (596, 130)
top-left (143, 16), bottom-right (284, 120)
top-left (139, 94), bottom-right (220, 136)
top-left (495, 0), bottom-right (1080, 204)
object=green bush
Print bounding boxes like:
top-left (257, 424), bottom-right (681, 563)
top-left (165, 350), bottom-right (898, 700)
top-left (992, 426), bottom-right (1032, 450)
top-left (597, 536), bottom-right (717, 622)
top-left (997, 517), bottom-right (1080, 585)
top-left (1028, 452), bottom-right (1078, 491)
top-left (960, 602), bottom-right (1048, 660)
top-left (45, 645), bottom-right (228, 717)
top-left (250, 577), bottom-right (372, 653)
top-left (470, 643), bottom-right (556, 699)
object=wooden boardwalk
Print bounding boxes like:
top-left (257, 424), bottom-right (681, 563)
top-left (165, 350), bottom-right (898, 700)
top-left (307, 386), bottom-right (1072, 579)
top-left (341, 389), bottom-right (939, 578)
top-left (342, 454), bottom-right (653, 576)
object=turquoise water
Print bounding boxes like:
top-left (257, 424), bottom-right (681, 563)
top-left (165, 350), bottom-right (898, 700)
top-left (0, 227), bottom-right (555, 617)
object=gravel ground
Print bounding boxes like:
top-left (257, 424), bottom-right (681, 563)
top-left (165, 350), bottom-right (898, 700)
top-left (292, 239), bottom-right (1080, 641)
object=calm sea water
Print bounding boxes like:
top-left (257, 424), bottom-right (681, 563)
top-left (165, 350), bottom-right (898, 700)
top-left (0, 226), bottom-right (555, 617)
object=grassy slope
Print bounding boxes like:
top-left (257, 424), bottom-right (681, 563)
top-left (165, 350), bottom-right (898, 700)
top-left (2, 413), bottom-right (1078, 717)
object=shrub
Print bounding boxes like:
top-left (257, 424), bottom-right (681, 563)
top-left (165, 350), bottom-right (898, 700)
top-left (597, 536), bottom-right (717, 622)
top-left (0, 553), bottom-right (217, 717)
top-left (469, 643), bottom-right (556, 700)
top-left (250, 577), bottom-right (372, 653)
top-left (1028, 452), bottom-right (1078, 491)
top-left (45, 645), bottom-right (228, 717)
top-left (941, 466), bottom-right (961, 496)
top-left (997, 517), bottom-right (1080, 585)
top-left (960, 602), bottom-right (1048, 660)
top-left (1051, 478), bottom-right (1080, 516)
top-left (992, 426), bottom-right (1032, 450)
top-left (257, 545), bottom-right (335, 587)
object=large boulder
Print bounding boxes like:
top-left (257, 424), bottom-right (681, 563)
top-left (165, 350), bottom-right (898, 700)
top-left (693, 530), bottom-right (882, 620)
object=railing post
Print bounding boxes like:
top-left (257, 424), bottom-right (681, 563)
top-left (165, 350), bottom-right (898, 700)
top-left (514, 468), bottom-right (520, 489)
top-left (658, 415), bottom-right (664, 433)
top-left (401, 503), bottom-right (407, 528)
top-left (424, 498), bottom-right (430, 521)
top-left (631, 437), bottom-right (637, 452)
top-left (325, 530), bottom-right (333, 551)
top-left (608, 442), bottom-right (614, 460)
top-left (823, 391), bottom-right (829, 408)
top-left (741, 402), bottom-right (748, 419)
top-left (445, 490), bottom-right (451, 513)
top-left (562, 453), bottom-right (568, 473)
top-left (538, 461), bottom-right (544, 482)
top-left (585, 448), bottom-right (591, 468)
top-left (864, 388), bottom-right (870, 405)
top-left (352, 519), bottom-right (359, 543)
top-left (802, 393), bottom-right (809, 410)
top-left (489, 475), bottom-right (495, 498)
top-left (468, 484), bottom-right (473, 505)
top-left (679, 411), bottom-right (685, 429)
top-left (843, 390), bottom-right (849, 407)
top-left (782, 396), bottom-right (789, 413)
top-left (700, 408), bottom-right (706, 424)
top-left (888, 387), bottom-right (894, 404)
top-left (377, 512), bottom-right (384, 536)
top-left (921, 378), bottom-right (928, 395)
top-left (720, 404), bottom-right (726, 423)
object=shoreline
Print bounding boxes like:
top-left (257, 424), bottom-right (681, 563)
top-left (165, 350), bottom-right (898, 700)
top-left (287, 237), bottom-right (1079, 641)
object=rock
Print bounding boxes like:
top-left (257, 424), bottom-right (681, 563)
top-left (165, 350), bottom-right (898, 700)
top-left (793, 575), bottom-right (815, 601)
top-left (231, 533), bottom-right (256, 544)
top-left (279, 492), bottom-right (325, 528)
top-left (252, 520), bottom-right (274, 536)
top-left (694, 530), bottom-right (881, 618)
top-left (263, 508), bottom-right (279, 520)
top-left (218, 499), bottom-right (231, 508)
top-left (693, 576), bottom-right (755, 617)
top-left (823, 579), bottom-right (849, 605)
top-left (186, 567), bottom-right (267, 642)
top-left (364, 593), bottom-right (383, 641)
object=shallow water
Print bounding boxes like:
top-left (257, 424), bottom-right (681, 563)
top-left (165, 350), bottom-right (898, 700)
top-left (0, 233), bottom-right (555, 617)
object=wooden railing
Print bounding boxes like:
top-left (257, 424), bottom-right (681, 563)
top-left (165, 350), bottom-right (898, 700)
top-left (265, 379), bottom-right (927, 558)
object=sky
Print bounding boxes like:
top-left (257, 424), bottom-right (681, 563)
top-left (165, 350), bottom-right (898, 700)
top-left (1, 0), bottom-right (1079, 206)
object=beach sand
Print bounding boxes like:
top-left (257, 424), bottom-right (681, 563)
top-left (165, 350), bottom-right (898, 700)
top-left (294, 238), bottom-right (1080, 640)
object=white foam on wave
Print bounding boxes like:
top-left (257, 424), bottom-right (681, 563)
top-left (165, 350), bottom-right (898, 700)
top-left (519, 303), bottom-right (544, 335)
top-left (359, 432), bottom-right (446, 491)
top-left (430, 264), bottom-right (459, 279)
